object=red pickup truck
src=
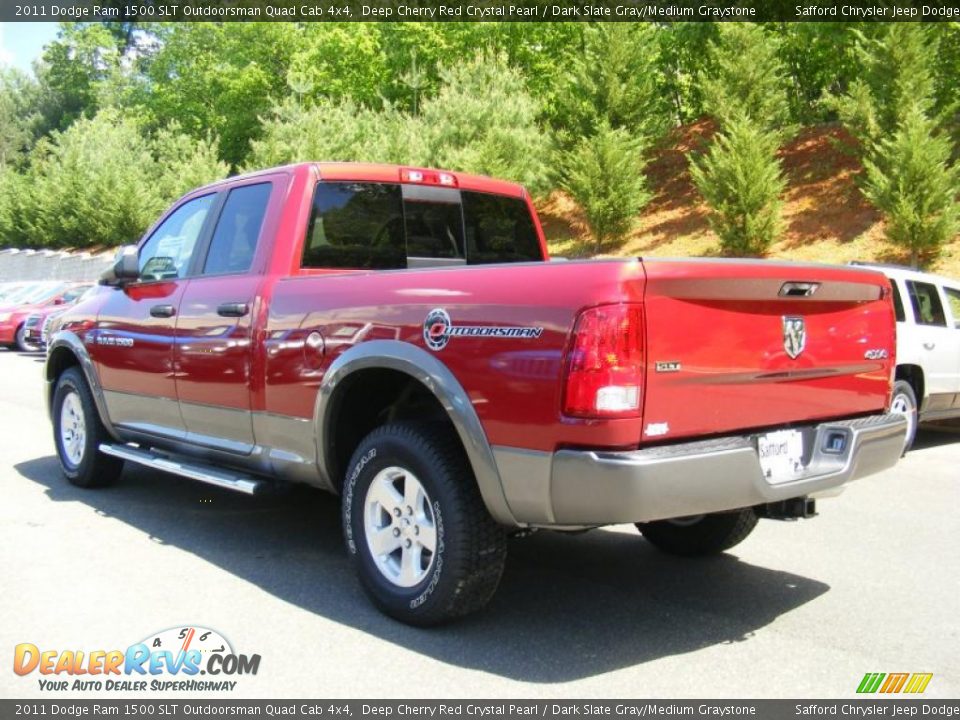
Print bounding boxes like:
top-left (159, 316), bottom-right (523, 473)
top-left (46, 162), bottom-right (906, 625)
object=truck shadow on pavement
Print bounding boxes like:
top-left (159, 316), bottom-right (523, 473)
top-left (17, 455), bottom-right (829, 683)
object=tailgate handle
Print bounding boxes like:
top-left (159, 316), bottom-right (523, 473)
top-left (779, 282), bottom-right (820, 297)
top-left (150, 304), bottom-right (176, 318)
top-left (217, 302), bottom-right (249, 318)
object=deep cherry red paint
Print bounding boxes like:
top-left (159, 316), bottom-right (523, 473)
top-left (66, 163), bottom-right (894, 454)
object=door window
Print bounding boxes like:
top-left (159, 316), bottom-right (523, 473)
top-left (139, 195), bottom-right (215, 281)
top-left (944, 287), bottom-right (960, 329)
top-left (202, 183), bottom-right (272, 275)
top-left (906, 281), bottom-right (947, 327)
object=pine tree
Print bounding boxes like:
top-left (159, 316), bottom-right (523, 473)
top-left (833, 24), bottom-right (960, 265)
top-left (862, 104), bottom-right (960, 267)
top-left (690, 117), bottom-right (787, 257)
top-left (561, 122), bottom-right (651, 253)
top-left (692, 23), bottom-right (791, 257)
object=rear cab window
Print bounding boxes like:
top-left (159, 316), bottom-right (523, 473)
top-left (301, 179), bottom-right (543, 271)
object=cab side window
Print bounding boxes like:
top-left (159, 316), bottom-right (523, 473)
top-left (944, 287), bottom-right (960, 329)
top-left (202, 183), bottom-right (273, 275)
top-left (302, 182), bottom-right (405, 270)
top-left (907, 281), bottom-right (947, 327)
top-left (139, 195), bottom-right (215, 281)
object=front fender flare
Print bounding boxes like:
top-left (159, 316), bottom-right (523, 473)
top-left (45, 331), bottom-right (118, 440)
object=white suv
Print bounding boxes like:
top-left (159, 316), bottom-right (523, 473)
top-left (855, 263), bottom-right (960, 451)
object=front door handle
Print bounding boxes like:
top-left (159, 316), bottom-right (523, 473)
top-left (923, 342), bottom-right (936, 351)
top-left (217, 302), bottom-right (249, 318)
top-left (150, 304), bottom-right (176, 318)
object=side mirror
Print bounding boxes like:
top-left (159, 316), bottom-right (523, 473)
top-left (100, 246), bottom-right (140, 286)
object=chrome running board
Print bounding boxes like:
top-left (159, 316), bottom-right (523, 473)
top-left (99, 443), bottom-right (267, 495)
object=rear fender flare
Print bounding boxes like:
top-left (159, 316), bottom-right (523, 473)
top-left (314, 340), bottom-right (518, 527)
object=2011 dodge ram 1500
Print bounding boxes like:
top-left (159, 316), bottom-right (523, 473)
top-left (45, 162), bottom-right (907, 625)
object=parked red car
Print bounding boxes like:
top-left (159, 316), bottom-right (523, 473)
top-left (22, 285), bottom-right (96, 350)
top-left (1, 283), bottom-right (89, 351)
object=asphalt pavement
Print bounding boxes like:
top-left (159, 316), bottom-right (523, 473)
top-left (1, 348), bottom-right (957, 699)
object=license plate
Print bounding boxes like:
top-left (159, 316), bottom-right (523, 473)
top-left (757, 430), bottom-right (804, 484)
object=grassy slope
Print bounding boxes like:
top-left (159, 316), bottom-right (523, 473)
top-left (540, 121), bottom-right (960, 279)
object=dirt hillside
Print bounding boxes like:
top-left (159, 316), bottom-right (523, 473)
top-left (539, 121), bottom-right (960, 279)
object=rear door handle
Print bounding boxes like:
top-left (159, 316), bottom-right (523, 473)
top-left (150, 304), bottom-right (176, 318)
top-left (924, 342), bottom-right (936, 351)
top-left (217, 302), bottom-right (249, 318)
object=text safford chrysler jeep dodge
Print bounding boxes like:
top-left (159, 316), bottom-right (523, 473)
top-left (46, 163), bottom-right (906, 625)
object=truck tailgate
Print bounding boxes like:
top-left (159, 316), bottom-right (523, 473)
top-left (641, 260), bottom-right (895, 442)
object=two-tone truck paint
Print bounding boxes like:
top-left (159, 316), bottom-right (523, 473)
top-left (45, 162), bottom-right (907, 625)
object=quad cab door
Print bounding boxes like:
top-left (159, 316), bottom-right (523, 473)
top-left (95, 193), bottom-right (219, 438)
top-left (173, 179), bottom-right (278, 454)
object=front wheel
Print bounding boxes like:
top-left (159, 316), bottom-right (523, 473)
top-left (15, 324), bottom-right (39, 352)
top-left (342, 422), bottom-right (507, 626)
top-left (52, 367), bottom-right (124, 488)
top-left (637, 508), bottom-right (758, 557)
top-left (889, 380), bottom-right (918, 454)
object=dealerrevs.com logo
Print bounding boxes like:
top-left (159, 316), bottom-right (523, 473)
top-left (13, 626), bottom-right (260, 692)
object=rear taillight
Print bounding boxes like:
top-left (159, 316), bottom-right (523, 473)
top-left (563, 304), bottom-right (645, 418)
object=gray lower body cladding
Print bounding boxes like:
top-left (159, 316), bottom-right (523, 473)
top-left (495, 413), bottom-right (907, 527)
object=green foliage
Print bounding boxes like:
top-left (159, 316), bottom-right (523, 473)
top-left (142, 23), bottom-right (303, 167)
top-left (690, 117), bottom-right (787, 257)
top-left (151, 125), bottom-right (229, 203)
top-left (832, 24), bottom-right (959, 262)
top-left (555, 23), bottom-right (669, 144)
top-left (693, 24), bottom-right (791, 257)
top-left (701, 23), bottom-right (792, 134)
top-left (0, 68), bottom-right (42, 167)
top-left (832, 24), bottom-right (944, 148)
top-left (561, 123), bottom-right (651, 252)
top-left (0, 165), bottom-right (25, 247)
top-left (248, 98), bottom-right (423, 168)
top-left (861, 104), bottom-right (960, 266)
top-left (3, 110), bottom-right (226, 249)
top-left (657, 23), bottom-right (721, 124)
top-left (419, 52), bottom-right (551, 195)
top-left (20, 110), bottom-right (160, 249)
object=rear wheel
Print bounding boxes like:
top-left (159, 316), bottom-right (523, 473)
top-left (637, 508), bottom-right (758, 557)
top-left (52, 367), bottom-right (123, 488)
top-left (15, 324), bottom-right (39, 352)
top-left (890, 379), bottom-right (918, 454)
top-left (342, 422), bottom-right (507, 626)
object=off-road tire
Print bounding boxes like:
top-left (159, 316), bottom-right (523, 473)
top-left (342, 422), bottom-right (507, 626)
top-left (637, 508), bottom-right (758, 557)
top-left (52, 367), bottom-right (123, 488)
top-left (890, 379), bottom-right (919, 454)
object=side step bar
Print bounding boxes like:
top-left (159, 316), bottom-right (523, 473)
top-left (99, 443), bottom-right (267, 496)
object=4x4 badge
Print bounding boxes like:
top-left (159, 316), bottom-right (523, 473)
top-left (783, 316), bottom-right (806, 359)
